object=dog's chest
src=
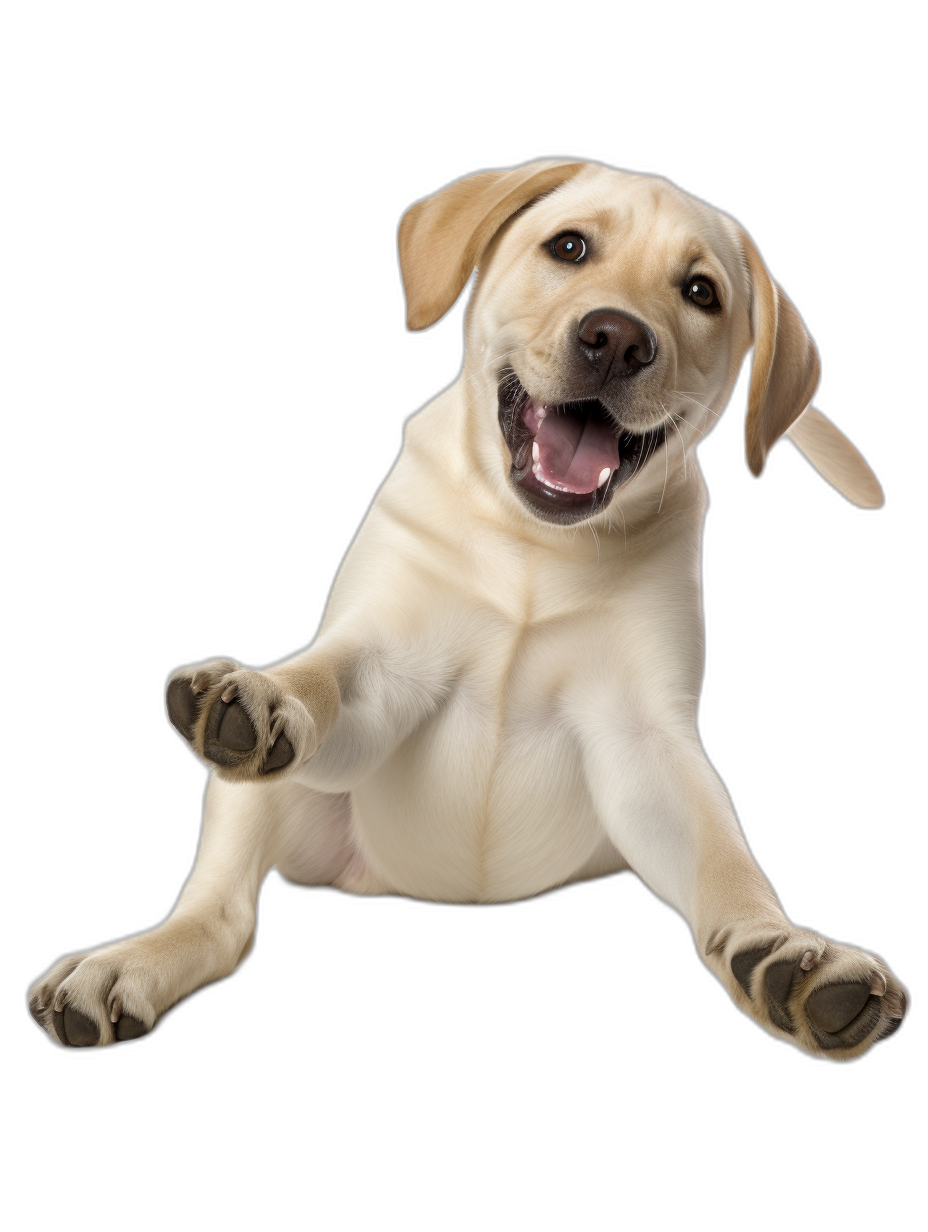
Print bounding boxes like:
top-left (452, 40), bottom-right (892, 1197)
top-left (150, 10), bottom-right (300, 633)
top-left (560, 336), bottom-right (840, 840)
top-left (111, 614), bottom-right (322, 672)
top-left (328, 490), bottom-right (702, 902)
top-left (348, 592), bottom-right (644, 903)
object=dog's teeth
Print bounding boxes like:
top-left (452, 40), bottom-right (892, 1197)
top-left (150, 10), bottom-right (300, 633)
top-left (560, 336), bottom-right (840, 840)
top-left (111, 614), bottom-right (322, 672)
top-left (537, 406), bottom-right (547, 420)
top-left (598, 468), bottom-right (612, 488)
top-left (532, 442), bottom-right (540, 463)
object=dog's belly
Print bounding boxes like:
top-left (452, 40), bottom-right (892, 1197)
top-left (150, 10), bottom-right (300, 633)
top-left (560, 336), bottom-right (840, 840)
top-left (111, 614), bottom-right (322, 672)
top-left (344, 688), bottom-right (614, 903)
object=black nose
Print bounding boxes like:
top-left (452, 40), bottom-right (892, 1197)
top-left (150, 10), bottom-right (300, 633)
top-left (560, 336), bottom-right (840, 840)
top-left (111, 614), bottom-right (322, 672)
top-left (577, 309), bottom-right (657, 379)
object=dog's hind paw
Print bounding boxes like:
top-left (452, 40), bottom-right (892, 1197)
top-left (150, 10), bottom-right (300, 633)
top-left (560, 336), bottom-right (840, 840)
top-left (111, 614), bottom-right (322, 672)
top-left (29, 949), bottom-right (156, 1048)
top-left (727, 929), bottom-right (906, 1058)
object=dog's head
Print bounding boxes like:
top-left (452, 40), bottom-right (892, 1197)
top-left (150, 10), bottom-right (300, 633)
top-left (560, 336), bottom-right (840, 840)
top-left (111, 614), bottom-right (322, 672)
top-left (399, 160), bottom-right (881, 526)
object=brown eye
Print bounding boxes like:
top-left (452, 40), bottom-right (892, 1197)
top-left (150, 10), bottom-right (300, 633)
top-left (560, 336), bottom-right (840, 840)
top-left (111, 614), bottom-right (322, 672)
top-left (551, 233), bottom-right (586, 262)
top-left (685, 278), bottom-right (718, 309)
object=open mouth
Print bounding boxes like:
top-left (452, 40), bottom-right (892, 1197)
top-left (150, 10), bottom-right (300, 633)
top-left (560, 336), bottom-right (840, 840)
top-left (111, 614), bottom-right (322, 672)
top-left (498, 372), bottom-right (666, 524)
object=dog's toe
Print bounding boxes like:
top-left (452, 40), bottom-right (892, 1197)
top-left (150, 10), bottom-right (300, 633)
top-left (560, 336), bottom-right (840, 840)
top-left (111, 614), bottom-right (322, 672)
top-left (64, 1006), bottom-right (100, 1046)
top-left (114, 1014), bottom-right (150, 1042)
top-left (48, 1004), bottom-right (100, 1047)
top-left (880, 992), bottom-right (907, 1039)
top-left (262, 733), bottom-right (294, 772)
top-left (730, 943), bottom-right (776, 995)
top-left (216, 700), bottom-right (257, 752)
top-left (166, 678), bottom-right (199, 740)
top-left (50, 1007), bottom-right (67, 1045)
top-left (204, 697), bottom-right (257, 765)
top-left (806, 981), bottom-right (871, 1034)
top-left (763, 956), bottom-right (803, 1033)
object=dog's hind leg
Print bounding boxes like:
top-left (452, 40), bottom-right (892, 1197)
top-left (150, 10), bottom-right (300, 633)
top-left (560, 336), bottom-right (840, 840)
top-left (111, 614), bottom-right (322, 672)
top-left (578, 713), bottom-right (907, 1059)
top-left (28, 776), bottom-right (351, 1047)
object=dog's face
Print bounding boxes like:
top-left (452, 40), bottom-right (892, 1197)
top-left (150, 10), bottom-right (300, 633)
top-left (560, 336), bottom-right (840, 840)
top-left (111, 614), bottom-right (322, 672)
top-left (399, 159), bottom-right (844, 526)
top-left (468, 168), bottom-right (752, 523)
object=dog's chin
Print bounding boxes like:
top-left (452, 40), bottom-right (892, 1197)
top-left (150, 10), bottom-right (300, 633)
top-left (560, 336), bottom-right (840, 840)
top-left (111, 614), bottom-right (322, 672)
top-left (497, 374), bottom-right (667, 526)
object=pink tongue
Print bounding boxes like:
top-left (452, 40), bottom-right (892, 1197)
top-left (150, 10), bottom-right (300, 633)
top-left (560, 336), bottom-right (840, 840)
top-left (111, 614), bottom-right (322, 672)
top-left (530, 406), bottom-right (620, 493)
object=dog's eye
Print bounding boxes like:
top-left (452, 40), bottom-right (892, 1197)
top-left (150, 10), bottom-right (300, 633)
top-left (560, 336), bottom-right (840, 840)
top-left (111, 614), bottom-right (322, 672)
top-left (551, 233), bottom-right (586, 262)
top-left (685, 278), bottom-right (718, 309)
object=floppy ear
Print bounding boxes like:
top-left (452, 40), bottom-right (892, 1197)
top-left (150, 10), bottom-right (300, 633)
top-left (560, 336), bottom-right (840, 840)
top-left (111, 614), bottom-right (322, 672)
top-left (398, 159), bottom-right (586, 331)
top-left (741, 232), bottom-right (821, 478)
top-left (741, 232), bottom-right (883, 507)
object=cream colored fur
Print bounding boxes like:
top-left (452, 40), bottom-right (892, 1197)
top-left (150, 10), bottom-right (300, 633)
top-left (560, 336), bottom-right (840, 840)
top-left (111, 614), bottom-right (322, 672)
top-left (29, 161), bottom-right (903, 1057)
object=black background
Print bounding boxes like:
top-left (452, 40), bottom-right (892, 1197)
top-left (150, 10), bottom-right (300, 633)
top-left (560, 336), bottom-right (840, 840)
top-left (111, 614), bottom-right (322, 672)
top-left (21, 81), bottom-right (911, 1113)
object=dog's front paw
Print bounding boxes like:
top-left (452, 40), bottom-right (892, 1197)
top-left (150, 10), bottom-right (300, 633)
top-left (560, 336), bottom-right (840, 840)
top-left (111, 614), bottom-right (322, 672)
top-left (29, 948), bottom-right (157, 1048)
top-left (167, 659), bottom-right (314, 779)
top-left (729, 930), bottom-right (907, 1058)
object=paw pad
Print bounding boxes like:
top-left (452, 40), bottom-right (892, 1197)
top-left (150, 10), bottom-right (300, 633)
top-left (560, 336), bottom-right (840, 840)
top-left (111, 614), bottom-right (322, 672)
top-left (166, 678), bottom-right (199, 740)
top-left (203, 695), bottom-right (257, 766)
top-left (805, 982), bottom-right (871, 1034)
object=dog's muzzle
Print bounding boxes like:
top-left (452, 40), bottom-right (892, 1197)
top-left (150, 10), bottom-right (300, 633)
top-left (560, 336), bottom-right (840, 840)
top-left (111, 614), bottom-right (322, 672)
top-left (497, 372), bottom-right (666, 526)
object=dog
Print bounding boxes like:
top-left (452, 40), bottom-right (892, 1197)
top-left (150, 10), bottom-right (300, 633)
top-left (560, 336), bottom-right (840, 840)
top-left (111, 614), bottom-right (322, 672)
top-left (30, 158), bottom-right (906, 1056)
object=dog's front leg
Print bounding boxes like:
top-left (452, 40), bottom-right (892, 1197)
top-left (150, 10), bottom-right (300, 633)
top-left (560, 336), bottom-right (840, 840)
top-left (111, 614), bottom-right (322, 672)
top-left (164, 630), bottom-right (450, 789)
top-left (580, 719), bottom-right (907, 1058)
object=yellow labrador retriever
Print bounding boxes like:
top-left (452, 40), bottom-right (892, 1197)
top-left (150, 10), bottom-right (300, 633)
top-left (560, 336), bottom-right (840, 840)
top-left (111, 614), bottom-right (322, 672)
top-left (30, 159), bottom-right (906, 1056)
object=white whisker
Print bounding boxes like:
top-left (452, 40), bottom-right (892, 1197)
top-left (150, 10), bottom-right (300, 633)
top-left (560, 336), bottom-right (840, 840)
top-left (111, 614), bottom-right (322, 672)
top-left (669, 415), bottom-right (688, 481)
top-left (672, 391), bottom-right (720, 419)
top-left (590, 522), bottom-right (601, 563)
top-left (657, 422), bottom-right (670, 514)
